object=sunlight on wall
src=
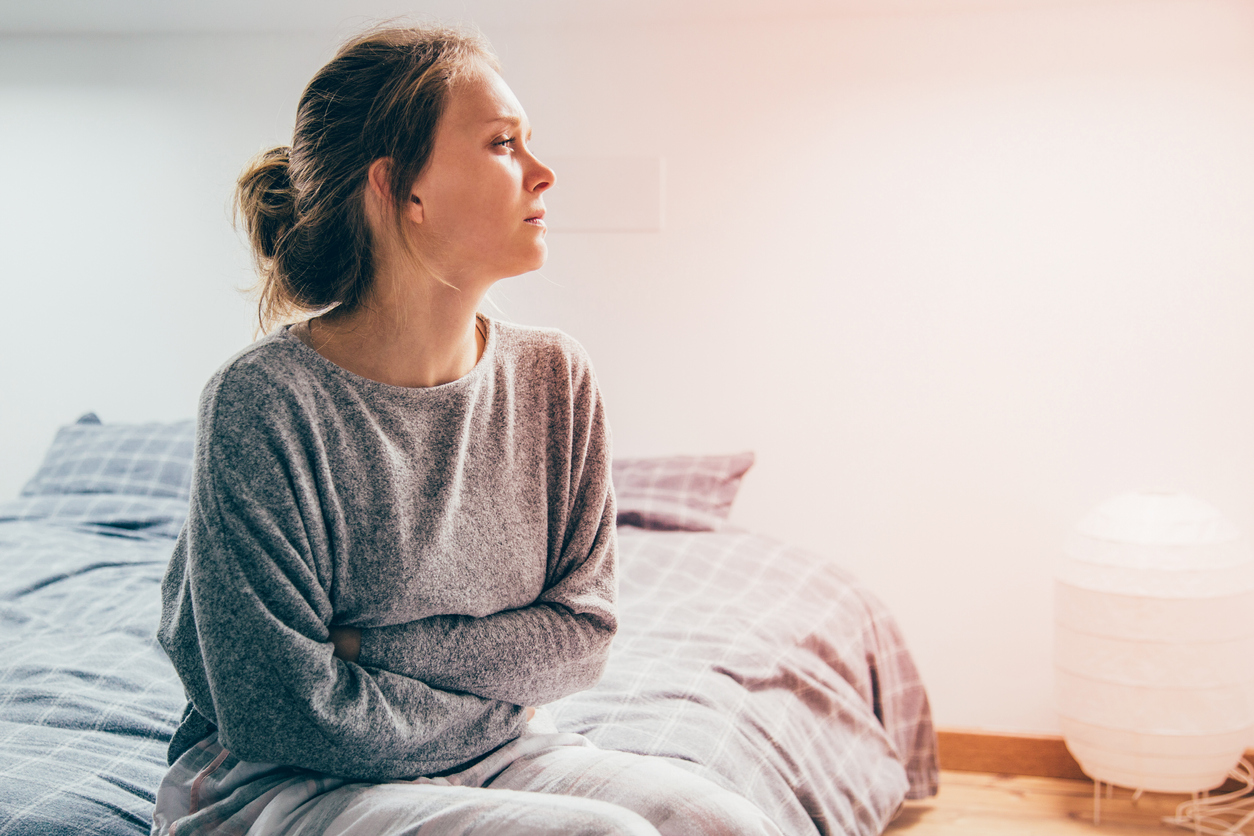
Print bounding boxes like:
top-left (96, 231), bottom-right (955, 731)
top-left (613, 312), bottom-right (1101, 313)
top-left (491, 0), bottom-right (1254, 732)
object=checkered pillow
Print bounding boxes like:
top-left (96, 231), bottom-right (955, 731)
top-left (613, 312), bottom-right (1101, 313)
top-left (612, 452), bottom-right (755, 532)
top-left (20, 413), bottom-right (196, 501)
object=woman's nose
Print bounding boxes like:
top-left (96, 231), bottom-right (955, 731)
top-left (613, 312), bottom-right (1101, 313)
top-left (530, 156), bottom-right (555, 193)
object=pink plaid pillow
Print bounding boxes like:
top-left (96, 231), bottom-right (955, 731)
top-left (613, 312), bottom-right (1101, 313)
top-left (612, 452), bottom-right (755, 532)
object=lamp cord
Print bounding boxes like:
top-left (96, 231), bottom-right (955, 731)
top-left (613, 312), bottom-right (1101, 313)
top-left (1163, 759), bottom-right (1254, 835)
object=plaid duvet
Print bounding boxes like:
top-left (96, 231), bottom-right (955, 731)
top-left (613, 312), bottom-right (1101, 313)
top-left (551, 527), bottom-right (937, 835)
top-left (0, 521), bottom-right (183, 836)
top-left (0, 517), bottom-right (935, 836)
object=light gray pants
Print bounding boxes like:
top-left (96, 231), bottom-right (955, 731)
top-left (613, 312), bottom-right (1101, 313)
top-left (152, 711), bottom-right (783, 836)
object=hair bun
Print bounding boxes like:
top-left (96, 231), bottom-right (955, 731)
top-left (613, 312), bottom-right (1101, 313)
top-left (236, 146), bottom-right (297, 261)
top-left (240, 26), bottom-right (496, 334)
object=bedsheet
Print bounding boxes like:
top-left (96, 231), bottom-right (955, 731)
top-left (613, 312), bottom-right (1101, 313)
top-left (0, 513), bottom-right (935, 836)
top-left (0, 520), bottom-right (182, 836)
top-left (552, 527), bottom-right (936, 835)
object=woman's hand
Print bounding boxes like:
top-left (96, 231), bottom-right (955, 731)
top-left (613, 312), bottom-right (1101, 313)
top-left (527, 706), bottom-right (536, 721)
top-left (329, 627), bottom-right (362, 663)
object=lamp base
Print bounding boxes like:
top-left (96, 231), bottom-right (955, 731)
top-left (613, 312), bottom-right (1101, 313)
top-left (1061, 716), bottom-right (1250, 794)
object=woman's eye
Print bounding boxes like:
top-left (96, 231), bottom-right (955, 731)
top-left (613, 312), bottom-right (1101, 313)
top-left (494, 137), bottom-right (515, 148)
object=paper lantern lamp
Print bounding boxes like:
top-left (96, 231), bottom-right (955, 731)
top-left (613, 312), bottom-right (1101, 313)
top-left (1055, 492), bottom-right (1254, 793)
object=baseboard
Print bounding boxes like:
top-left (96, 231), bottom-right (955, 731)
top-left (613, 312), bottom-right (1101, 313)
top-left (937, 729), bottom-right (1089, 780)
top-left (937, 729), bottom-right (1254, 790)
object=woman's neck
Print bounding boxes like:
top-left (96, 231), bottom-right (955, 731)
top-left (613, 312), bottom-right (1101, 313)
top-left (299, 271), bottom-right (489, 389)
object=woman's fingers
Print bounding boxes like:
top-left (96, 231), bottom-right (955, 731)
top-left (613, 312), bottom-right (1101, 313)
top-left (329, 627), bottom-right (362, 663)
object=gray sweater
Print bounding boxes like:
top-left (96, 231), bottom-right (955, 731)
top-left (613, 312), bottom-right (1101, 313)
top-left (158, 318), bottom-right (617, 781)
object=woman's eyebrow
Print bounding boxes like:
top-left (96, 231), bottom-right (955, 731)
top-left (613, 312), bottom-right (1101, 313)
top-left (485, 116), bottom-right (532, 140)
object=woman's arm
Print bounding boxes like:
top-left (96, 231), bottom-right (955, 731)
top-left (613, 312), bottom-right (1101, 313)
top-left (353, 346), bottom-right (618, 706)
top-left (330, 620), bottom-right (532, 720)
top-left (354, 503), bottom-right (616, 705)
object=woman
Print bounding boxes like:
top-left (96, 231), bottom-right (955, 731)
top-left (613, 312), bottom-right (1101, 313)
top-left (152, 24), bottom-right (781, 836)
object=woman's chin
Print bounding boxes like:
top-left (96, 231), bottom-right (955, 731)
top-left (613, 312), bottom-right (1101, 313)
top-left (495, 254), bottom-right (548, 281)
top-left (521, 243), bottom-right (548, 273)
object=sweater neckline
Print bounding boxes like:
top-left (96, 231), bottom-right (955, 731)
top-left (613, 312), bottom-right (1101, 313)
top-left (278, 315), bottom-right (498, 396)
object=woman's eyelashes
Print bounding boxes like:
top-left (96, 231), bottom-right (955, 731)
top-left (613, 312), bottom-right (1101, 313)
top-left (493, 132), bottom-right (533, 151)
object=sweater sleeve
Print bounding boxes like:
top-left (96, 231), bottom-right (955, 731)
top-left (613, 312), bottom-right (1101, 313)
top-left (355, 346), bottom-right (618, 706)
top-left (158, 367), bottom-right (527, 780)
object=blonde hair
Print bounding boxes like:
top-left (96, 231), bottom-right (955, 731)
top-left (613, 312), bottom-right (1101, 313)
top-left (235, 24), bottom-right (499, 333)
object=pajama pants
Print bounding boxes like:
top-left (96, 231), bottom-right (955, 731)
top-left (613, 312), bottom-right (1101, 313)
top-left (151, 710), bottom-right (784, 836)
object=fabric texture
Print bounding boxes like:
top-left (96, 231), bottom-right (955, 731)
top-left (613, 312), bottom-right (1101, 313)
top-left (0, 521), bottom-right (936, 836)
top-left (3, 423), bottom-right (746, 541)
top-left (549, 527), bottom-right (939, 835)
top-left (159, 318), bottom-right (618, 781)
top-left (20, 414), bottom-right (196, 501)
top-left (613, 452), bottom-right (755, 532)
top-left (0, 494), bottom-right (191, 538)
top-left (0, 521), bottom-right (184, 836)
top-left (151, 714), bottom-right (783, 836)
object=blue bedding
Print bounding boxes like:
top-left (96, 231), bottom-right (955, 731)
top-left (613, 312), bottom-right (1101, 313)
top-left (0, 518), bottom-right (184, 836)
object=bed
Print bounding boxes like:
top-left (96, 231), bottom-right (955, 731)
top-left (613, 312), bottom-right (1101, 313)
top-left (0, 415), bottom-right (937, 836)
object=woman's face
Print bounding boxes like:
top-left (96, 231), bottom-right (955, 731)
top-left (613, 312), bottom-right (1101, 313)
top-left (408, 66), bottom-right (555, 284)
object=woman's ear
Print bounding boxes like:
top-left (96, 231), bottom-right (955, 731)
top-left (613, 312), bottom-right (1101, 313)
top-left (366, 157), bottom-right (423, 224)
top-left (364, 158), bottom-right (396, 224)
top-left (367, 158), bottom-right (393, 202)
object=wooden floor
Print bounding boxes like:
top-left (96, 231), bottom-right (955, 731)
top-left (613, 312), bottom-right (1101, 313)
top-left (884, 771), bottom-right (1205, 835)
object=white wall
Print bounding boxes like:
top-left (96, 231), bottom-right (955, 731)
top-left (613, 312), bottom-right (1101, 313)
top-left (2, 0), bottom-right (1253, 735)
